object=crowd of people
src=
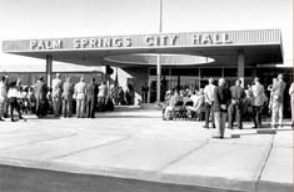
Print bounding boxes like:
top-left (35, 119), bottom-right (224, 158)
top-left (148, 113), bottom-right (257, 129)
top-left (162, 74), bottom-right (294, 139)
top-left (1, 72), bottom-right (294, 138)
top-left (0, 73), bottom-right (136, 122)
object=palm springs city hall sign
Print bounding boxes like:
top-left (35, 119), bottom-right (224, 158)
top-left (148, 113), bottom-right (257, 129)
top-left (28, 32), bottom-right (233, 51)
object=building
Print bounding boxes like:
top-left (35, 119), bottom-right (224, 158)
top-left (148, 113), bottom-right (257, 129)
top-left (2, 29), bottom-right (291, 106)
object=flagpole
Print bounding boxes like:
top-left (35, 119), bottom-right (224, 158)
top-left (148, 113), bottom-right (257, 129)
top-left (159, 0), bottom-right (163, 33)
top-left (156, 0), bottom-right (163, 103)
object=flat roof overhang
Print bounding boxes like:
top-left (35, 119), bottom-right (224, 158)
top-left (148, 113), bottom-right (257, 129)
top-left (2, 29), bottom-right (283, 68)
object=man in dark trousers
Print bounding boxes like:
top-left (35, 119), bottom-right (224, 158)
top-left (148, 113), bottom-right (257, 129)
top-left (62, 76), bottom-right (74, 118)
top-left (7, 81), bottom-right (23, 122)
top-left (86, 78), bottom-right (98, 118)
top-left (213, 78), bottom-right (231, 139)
top-left (52, 73), bottom-right (63, 117)
top-left (35, 76), bottom-right (47, 118)
top-left (251, 77), bottom-right (265, 128)
top-left (141, 83), bottom-right (149, 103)
top-left (3, 75), bottom-right (10, 118)
top-left (228, 79), bottom-right (246, 129)
top-left (0, 76), bottom-right (7, 121)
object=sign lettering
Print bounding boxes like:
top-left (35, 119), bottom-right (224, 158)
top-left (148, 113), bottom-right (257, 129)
top-left (29, 33), bottom-right (232, 50)
top-left (73, 37), bottom-right (132, 49)
top-left (193, 33), bottom-right (232, 45)
top-left (30, 40), bottom-right (62, 50)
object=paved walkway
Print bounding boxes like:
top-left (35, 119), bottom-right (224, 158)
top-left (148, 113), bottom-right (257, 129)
top-left (0, 107), bottom-right (292, 192)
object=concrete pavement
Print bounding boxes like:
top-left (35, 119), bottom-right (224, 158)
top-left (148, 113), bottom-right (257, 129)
top-left (0, 108), bottom-right (292, 192)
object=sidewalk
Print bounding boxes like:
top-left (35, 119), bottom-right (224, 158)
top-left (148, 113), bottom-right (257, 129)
top-left (0, 108), bottom-right (292, 192)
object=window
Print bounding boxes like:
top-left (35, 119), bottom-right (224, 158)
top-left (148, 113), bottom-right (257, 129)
top-left (171, 68), bottom-right (199, 76)
top-left (201, 68), bottom-right (222, 78)
top-left (224, 68), bottom-right (237, 77)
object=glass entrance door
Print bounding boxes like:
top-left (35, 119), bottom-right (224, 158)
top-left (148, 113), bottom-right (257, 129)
top-left (149, 67), bottom-right (200, 103)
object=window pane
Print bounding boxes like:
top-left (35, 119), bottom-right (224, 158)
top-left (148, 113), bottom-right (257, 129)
top-left (224, 68), bottom-right (237, 77)
top-left (171, 68), bottom-right (199, 76)
top-left (201, 68), bottom-right (222, 78)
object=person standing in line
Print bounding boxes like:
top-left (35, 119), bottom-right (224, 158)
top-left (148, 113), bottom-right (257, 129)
top-left (118, 87), bottom-right (125, 105)
top-left (289, 80), bottom-right (294, 127)
top-left (271, 74), bottom-right (286, 128)
top-left (62, 77), bottom-right (74, 118)
top-left (35, 76), bottom-right (47, 118)
top-left (22, 87), bottom-right (29, 114)
top-left (141, 83), bottom-right (149, 103)
top-left (52, 73), bottom-right (63, 117)
top-left (203, 78), bottom-right (216, 129)
top-left (98, 81), bottom-right (107, 109)
top-left (7, 81), bottom-right (23, 122)
top-left (46, 88), bottom-right (53, 114)
top-left (86, 78), bottom-right (98, 118)
top-left (0, 76), bottom-right (7, 121)
top-left (228, 79), bottom-right (246, 129)
top-left (251, 77), bottom-right (265, 129)
top-left (162, 90), bottom-right (173, 119)
top-left (125, 84), bottom-right (135, 105)
top-left (3, 75), bottom-right (10, 118)
top-left (27, 87), bottom-right (36, 114)
top-left (16, 79), bottom-right (24, 113)
top-left (74, 76), bottom-right (87, 118)
top-left (267, 78), bottom-right (278, 114)
top-left (17, 86), bottom-right (26, 114)
top-left (213, 78), bottom-right (231, 139)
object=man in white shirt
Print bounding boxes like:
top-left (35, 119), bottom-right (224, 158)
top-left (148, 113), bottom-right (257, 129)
top-left (0, 76), bottom-right (7, 121)
top-left (271, 74), bottom-right (286, 128)
top-left (98, 81), bottom-right (107, 109)
top-left (74, 76), bottom-right (87, 118)
top-left (203, 78), bottom-right (216, 128)
top-left (52, 73), bottom-right (63, 117)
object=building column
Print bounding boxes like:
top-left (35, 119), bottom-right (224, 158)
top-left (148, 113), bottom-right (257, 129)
top-left (237, 49), bottom-right (245, 87)
top-left (198, 68), bottom-right (201, 89)
top-left (46, 55), bottom-right (53, 88)
top-left (156, 55), bottom-right (161, 103)
top-left (105, 66), bottom-right (110, 97)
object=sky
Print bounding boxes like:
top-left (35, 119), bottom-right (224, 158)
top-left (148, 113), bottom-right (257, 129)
top-left (0, 0), bottom-right (292, 70)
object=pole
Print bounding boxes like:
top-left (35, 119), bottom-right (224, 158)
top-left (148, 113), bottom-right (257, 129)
top-left (156, 0), bottom-right (163, 103)
top-left (238, 49), bottom-right (245, 87)
top-left (156, 55), bottom-right (161, 103)
top-left (159, 0), bottom-right (163, 33)
top-left (46, 55), bottom-right (53, 88)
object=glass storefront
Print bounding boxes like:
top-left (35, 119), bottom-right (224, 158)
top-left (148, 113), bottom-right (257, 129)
top-left (148, 67), bottom-right (293, 103)
top-left (149, 67), bottom-right (200, 102)
top-left (149, 67), bottom-right (237, 103)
